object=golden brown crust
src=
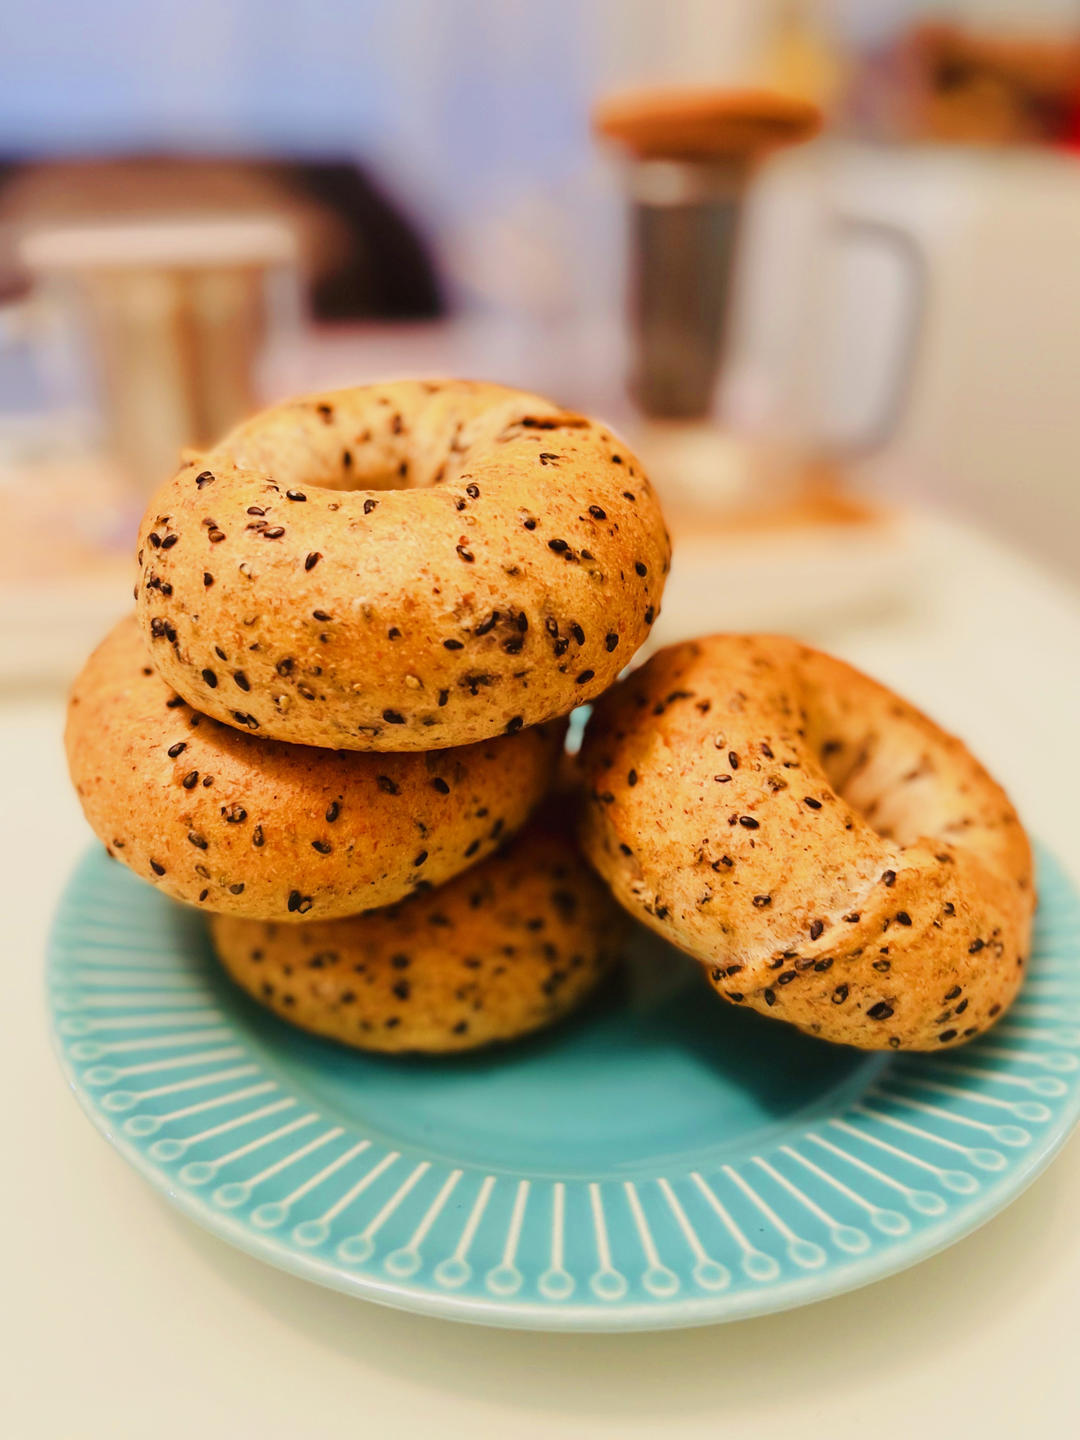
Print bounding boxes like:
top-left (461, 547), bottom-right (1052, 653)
top-left (66, 616), bottom-right (562, 922)
top-left (209, 820), bottom-right (626, 1053)
top-left (135, 380), bottom-right (670, 750)
top-left (593, 87), bottom-right (822, 162)
top-left (578, 635), bottom-right (1035, 1051)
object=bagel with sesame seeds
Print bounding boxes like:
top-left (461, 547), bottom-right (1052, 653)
top-left (135, 379), bottom-right (670, 751)
top-left (66, 616), bottom-right (562, 922)
top-left (577, 635), bottom-right (1034, 1051)
top-left (208, 816), bottom-right (626, 1053)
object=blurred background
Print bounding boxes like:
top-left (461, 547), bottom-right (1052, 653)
top-left (2, 0), bottom-right (1080, 683)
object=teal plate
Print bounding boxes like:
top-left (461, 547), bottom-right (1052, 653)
top-left (48, 845), bottom-right (1080, 1331)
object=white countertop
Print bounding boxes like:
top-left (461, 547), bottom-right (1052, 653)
top-left (6, 509), bottom-right (1080, 1440)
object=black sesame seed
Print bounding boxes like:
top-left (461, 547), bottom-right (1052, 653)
top-left (505, 716), bottom-right (524, 735)
top-left (305, 552), bottom-right (321, 571)
top-left (867, 1001), bottom-right (895, 1020)
top-left (286, 490), bottom-right (307, 502)
top-left (443, 638), bottom-right (464, 650)
top-left (233, 671), bottom-right (250, 691)
top-left (195, 470), bottom-right (214, 488)
top-left (605, 632), bottom-right (619, 652)
top-left (160, 533), bottom-right (179, 550)
top-left (201, 669), bottom-right (218, 688)
top-left (939, 1028), bottom-right (957, 1042)
top-left (167, 741), bottom-right (187, 758)
top-left (895, 911), bottom-right (913, 926)
top-left (644, 607), bottom-right (655, 625)
top-left (413, 851), bottom-right (428, 866)
top-left (203, 572), bottom-right (214, 587)
top-left (187, 831), bottom-right (208, 850)
top-left (739, 816), bottom-right (759, 830)
top-left (548, 538), bottom-right (568, 554)
top-left (431, 777), bottom-right (450, 794)
top-left (376, 775), bottom-right (400, 795)
top-left (438, 689), bottom-right (449, 707)
top-left (804, 796), bottom-right (822, 810)
top-left (382, 710), bottom-right (405, 724)
top-left (809, 919), bottom-right (824, 940)
top-left (311, 840), bottom-right (332, 854)
top-left (969, 938), bottom-right (985, 953)
top-left (634, 561), bottom-right (647, 576)
top-left (312, 610), bottom-right (332, 622)
top-left (576, 670), bottom-right (595, 685)
top-left (752, 894), bottom-right (771, 908)
top-left (149, 859), bottom-right (165, 876)
top-left (252, 825), bottom-right (265, 847)
top-left (764, 988), bottom-right (776, 1007)
top-left (456, 545), bottom-right (475, 563)
top-left (181, 770), bottom-right (199, 790)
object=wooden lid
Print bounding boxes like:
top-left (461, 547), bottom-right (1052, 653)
top-left (593, 86), bottom-right (822, 162)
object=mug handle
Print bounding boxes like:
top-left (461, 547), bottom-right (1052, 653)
top-left (827, 213), bottom-right (929, 456)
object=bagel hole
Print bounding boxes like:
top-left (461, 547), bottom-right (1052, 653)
top-left (819, 736), bottom-right (948, 848)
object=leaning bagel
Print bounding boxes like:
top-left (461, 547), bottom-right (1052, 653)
top-left (209, 818), bottom-right (626, 1053)
top-left (66, 616), bottom-right (562, 922)
top-left (578, 635), bottom-right (1034, 1051)
top-left (135, 380), bottom-right (670, 751)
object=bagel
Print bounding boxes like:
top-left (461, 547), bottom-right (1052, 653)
top-left (66, 616), bottom-right (562, 922)
top-left (209, 818), bottom-right (626, 1053)
top-left (134, 380), bottom-right (670, 751)
top-left (577, 635), bottom-right (1034, 1051)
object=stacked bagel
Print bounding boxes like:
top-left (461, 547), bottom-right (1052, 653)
top-left (66, 380), bottom-right (1034, 1055)
top-left (66, 381), bottom-right (670, 1052)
